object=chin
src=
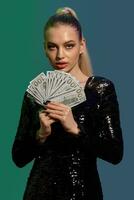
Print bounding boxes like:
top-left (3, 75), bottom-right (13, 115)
top-left (59, 68), bottom-right (69, 72)
top-left (54, 67), bottom-right (70, 73)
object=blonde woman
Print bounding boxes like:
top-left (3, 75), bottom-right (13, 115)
top-left (12, 7), bottom-right (123, 200)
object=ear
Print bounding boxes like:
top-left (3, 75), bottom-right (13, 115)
top-left (80, 38), bottom-right (86, 54)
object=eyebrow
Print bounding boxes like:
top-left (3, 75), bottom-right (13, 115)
top-left (47, 40), bottom-right (75, 45)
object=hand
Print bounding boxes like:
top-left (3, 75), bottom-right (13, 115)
top-left (45, 102), bottom-right (80, 135)
top-left (36, 110), bottom-right (55, 142)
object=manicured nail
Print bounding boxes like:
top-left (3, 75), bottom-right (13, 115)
top-left (43, 100), bottom-right (50, 105)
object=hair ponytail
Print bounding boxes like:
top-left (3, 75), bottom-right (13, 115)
top-left (55, 7), bottom-right (93, 76)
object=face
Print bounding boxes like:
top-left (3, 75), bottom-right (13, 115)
top-left (44, 24), bottom-right (84, 74)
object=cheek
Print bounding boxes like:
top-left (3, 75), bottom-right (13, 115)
top-left (69, 49), bottom-right (80, 61)
top-left (46, 51), bottom-right (55, 61)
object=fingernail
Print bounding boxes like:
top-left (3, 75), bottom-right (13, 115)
top-left (43, 100), bottom-right (50, 105)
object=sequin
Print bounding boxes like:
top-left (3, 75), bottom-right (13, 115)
top-left (12, 76), bottom-right (123, 200)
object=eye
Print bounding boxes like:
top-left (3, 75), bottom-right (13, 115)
top-left (65, 44), bottom-right (75, 49)
top-left (47, 44), bottom-right (56, 50)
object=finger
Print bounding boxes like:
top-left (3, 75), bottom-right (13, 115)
top-left (47, 101), bottom-right (68, 109)
top-left (39, 110), bottom-right (56, 123)
top-left (39, 115), bottom-right (55, 128)
top-left (46, 107), bottom-right (71, 118)
top-left (51, 102), bottom-right (71, 111)
top-left (45, 103), bottom-right (64, 111)
top-left (45, 109), bottom-right (64, 116)
top-left (46, 103), bottom-right (71, 113)
top-left (49, 118), bottom-right (56, 124)
top-left (48, 113), bottom-right (65, 121)
top-left (39, 112), bottom-right (47, 118)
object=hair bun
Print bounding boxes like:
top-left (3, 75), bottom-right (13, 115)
top-left (56, 7), bottom-right (78, 20)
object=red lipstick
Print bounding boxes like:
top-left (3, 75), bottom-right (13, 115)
top-left (55, 62), bottom-right (68, 68)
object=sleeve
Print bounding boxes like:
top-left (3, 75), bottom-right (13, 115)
top-left (78, 80), bottom-right (123, 164)
top-left (71, 79), bottom-right (123, 165)
top-left (12, 93), bottom-right (43, 168)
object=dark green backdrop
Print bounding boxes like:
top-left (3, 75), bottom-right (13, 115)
top-left (0, 0), bottom-right (133, 199)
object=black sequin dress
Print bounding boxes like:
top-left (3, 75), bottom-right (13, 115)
top-left (12, 76), bottom-right (123, 200)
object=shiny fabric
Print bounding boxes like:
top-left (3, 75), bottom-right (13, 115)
top-left (12, 76), bottom-right (123, 200)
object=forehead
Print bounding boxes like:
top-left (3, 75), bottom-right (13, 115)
top-left (45, 24), bottom-right (79, 43)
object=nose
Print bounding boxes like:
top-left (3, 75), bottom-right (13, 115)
top-left (56, 47), bottom-right (65, 60)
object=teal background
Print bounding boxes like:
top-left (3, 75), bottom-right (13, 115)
top-left (0, 0), bottom-right (133, 199)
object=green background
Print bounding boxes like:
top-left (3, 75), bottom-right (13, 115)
top-left (0, 0), bottom-right (133, 199)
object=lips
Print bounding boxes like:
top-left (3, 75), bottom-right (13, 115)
top-left (55, 62), bottom-right (68, 68)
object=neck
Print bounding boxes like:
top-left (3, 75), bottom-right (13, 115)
top-left (69, 65), bottom-right (88, 82)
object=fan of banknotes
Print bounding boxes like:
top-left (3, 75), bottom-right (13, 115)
top-left (26, 70), bottom-right (86, 108)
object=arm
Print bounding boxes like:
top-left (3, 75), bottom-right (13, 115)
top-left (50, 78), bottom-right (123, 165)
top-left (88, 80), bottom-right (123, 164)
top-left (12, 93), bottom-right (43, 168)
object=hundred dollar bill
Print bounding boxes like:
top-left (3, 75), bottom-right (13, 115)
top-left (49, 90), bottom-right (86, 108)
top-left (26, 70), bottom-right (86, 107)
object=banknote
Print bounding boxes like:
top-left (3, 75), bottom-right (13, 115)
top-left (26, 70), bottom-right (86, 108)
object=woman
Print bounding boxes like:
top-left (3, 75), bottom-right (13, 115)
top-left (12, 7), bottom-right (123, 200)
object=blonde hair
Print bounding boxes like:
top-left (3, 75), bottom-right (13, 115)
top-left (56, 7), bottom-right (93, 76)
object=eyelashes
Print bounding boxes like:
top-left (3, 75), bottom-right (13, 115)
top-left (65, 44), bottom-right (75, 49)
top-left (47, 45), bottom-right (56, 50)
top-left (47, 43), bottom-right (75, 50)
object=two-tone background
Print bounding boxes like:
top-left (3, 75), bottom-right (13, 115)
top-left (0, 0), bottom-right (133, 199)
